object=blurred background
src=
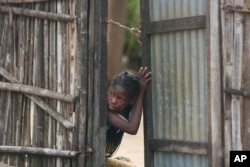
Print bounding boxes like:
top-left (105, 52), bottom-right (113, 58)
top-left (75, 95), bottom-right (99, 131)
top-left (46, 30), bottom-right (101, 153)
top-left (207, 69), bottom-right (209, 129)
top-left (107, 0), bottom-right (141, 80)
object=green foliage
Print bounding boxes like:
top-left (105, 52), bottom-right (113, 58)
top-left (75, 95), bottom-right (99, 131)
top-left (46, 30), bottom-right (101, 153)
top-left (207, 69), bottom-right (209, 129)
top-left (124, 0), bottom-right (141, 57)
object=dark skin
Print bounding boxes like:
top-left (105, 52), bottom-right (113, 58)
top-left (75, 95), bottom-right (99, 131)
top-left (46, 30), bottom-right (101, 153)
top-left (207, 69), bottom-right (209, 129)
top-left (107, 67), bottom-right (152, 135)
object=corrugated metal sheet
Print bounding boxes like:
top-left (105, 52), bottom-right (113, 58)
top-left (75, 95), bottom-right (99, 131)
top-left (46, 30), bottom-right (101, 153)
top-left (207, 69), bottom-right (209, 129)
top-left (154, 152), bottom-right (208, 167)
top-left (151, 30), bottom-right (207, 141)
top-left (149, 0), bottom-right (206, 21)
top-left (149, 0), bottom-right (207, 166)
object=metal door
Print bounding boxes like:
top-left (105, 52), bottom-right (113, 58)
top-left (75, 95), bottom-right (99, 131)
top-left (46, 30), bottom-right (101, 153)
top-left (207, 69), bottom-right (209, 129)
top-left (140, 0), bottom-right (223, 166)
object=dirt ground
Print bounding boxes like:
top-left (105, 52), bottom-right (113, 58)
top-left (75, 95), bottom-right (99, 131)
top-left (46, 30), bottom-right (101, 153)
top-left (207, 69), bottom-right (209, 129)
top-left (114, 118), bottom-right (144, 167)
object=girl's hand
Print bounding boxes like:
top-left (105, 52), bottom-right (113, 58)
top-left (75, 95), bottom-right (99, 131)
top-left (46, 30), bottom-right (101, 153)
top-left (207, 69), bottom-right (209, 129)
top-left (138, 66), bottom-right (152, 94)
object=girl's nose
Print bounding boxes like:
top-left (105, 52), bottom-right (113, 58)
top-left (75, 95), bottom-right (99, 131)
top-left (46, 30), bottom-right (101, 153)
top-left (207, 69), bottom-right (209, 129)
top-left (110, 97), bottom-right (117, 104)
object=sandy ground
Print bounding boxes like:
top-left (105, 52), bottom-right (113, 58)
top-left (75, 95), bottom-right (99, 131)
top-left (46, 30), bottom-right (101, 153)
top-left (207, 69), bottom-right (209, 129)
top-left (114, 119), bottom-right (144, 167)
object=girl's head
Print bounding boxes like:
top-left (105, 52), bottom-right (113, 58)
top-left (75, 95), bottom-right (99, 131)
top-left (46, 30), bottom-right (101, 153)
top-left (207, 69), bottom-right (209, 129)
top-left (107, 71), bottom-right (140, 112)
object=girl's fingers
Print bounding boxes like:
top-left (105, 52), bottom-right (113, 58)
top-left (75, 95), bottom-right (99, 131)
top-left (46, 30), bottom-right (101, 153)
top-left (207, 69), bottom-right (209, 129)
top-left (138, 66), bottom-right (149, 76)
top-left (139, 67), bottom-right (152, 83)
top-left (142, 71), bottom-right (151, 79)
top-left (139, 67), bottom-right (152, 78)
top-left (145, 71), bottom-right (152, 78)
top-left (138, 66), bottom-right (144, 73)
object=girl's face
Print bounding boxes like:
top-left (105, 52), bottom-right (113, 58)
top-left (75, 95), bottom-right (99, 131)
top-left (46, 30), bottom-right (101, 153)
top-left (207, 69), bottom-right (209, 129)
top-left (107, 84), bottom-right (131, 112)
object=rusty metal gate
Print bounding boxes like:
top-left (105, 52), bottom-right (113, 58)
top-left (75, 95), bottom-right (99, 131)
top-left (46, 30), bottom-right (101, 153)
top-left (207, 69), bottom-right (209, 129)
top-left (0, 0), bottom-right (107, 167)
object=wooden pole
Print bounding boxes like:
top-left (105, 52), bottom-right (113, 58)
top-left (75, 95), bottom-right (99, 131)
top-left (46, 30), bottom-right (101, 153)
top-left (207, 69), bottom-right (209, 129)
top-left (2, 93), bottom-right (10, 146)
top-left (0, 0), bottom-right (52, 3)
top-left (0, 6), bottom-right (76, 22)
top-left (29, 95), bottom-right (74, 129)
top-left (0, 82), bottom-right (79, 103)
top-left (0, 146), bottom-right (80, 157)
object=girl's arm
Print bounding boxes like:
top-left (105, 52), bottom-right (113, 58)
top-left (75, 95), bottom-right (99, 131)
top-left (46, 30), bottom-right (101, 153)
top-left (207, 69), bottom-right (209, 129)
top-left (107, 67), bottom-right (152, 135)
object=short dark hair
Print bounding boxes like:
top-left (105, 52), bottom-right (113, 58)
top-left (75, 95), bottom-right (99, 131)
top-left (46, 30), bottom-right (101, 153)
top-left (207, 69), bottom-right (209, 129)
top-left (110, 71), bottom-right (140, 98)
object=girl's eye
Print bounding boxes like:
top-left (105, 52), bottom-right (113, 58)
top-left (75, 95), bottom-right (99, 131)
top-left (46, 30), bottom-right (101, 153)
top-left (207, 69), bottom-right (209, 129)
top-left (108, 91), bottom-right (114, 96)
top-left (117, 97), bottom-right (126, 102)
top-left (108, 91), bottom-right (127, 103)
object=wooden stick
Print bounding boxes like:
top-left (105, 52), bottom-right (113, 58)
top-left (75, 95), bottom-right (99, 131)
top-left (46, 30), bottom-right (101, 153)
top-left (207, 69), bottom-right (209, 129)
top-left (0, 67), bottom-right (74, 130)
top-left (0, 82), bottom-right (78, 103)
top-left (0, 15), bottom-right (8, 63)
top-left (0, 67), bottom-right (19, 82)
top-left (0, 6), bottom-right (76, 22)
top-left (223, 4), bottom-right (250, 13)
top-left (0, 0), bottom-right (51, 3)
top-left (2, 92), bottom-right (11, 146)
top-left (29, 95), bottom-right (74, 129)
top-left (0, 146), bottom-right (80, 157)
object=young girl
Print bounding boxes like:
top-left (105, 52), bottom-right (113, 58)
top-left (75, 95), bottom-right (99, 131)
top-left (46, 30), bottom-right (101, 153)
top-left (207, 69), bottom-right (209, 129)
top-left (106, 66), bottom-right (152, 166)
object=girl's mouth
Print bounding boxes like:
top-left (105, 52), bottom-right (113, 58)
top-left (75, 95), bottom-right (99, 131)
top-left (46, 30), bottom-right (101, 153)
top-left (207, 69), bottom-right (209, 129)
top-left (108, 104), bottom-right (116, 111)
